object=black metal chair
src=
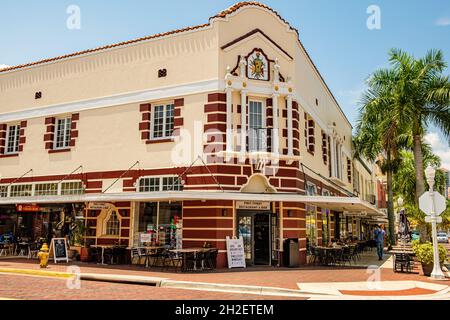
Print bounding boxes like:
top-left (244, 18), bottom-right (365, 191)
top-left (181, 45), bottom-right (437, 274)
top-left (112, 247), bottom-right (126, 265)
top-left (182, 252), bottom-right (197, 272)
top-left (89, 247), bottom-right (101, 264)
top-left (394, 253), bottom-right (413, 273)
top-left (203, 249), bottom-right (219, 270)
top-left (102, 247), bottom-right (114, 265)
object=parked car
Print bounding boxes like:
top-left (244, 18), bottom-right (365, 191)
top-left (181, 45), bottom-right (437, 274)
top-left (411, 230), bottom-right (420, 241)
top-left (437, 232), bottom-right (449, 243)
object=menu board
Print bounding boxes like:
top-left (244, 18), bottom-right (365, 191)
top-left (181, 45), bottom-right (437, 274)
top-left (49, 238), bottom-right (69, 264)
top-left (226, 236), bottom-right (246, 269)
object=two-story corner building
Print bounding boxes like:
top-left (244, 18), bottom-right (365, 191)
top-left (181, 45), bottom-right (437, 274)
top-left (0, 2), bottom-right (385, 268)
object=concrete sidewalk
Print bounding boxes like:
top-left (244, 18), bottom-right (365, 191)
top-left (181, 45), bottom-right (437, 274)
top-left (1, 256), bottom-right (449, 299)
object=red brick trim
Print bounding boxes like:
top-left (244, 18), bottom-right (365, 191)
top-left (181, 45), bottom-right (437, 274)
top-left (49, 149), bottom-right (71, 154)
top-left (145, 138), bottom-right (174, 144)
top-left (173, 98), bottom-right (184, 137)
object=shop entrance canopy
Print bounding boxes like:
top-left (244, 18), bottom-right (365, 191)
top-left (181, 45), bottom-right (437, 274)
top-left (0, 191), bottom-right (385, 217)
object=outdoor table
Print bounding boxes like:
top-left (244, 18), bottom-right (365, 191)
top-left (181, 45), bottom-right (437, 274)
top-left (169, 248), bottom-right (210, 271)
top-left (141, 246), bottom-right (164, 268)
top-left (90, 245), bottom-right (126, 265)
top-left (316, 247), bottom-right (342, 266)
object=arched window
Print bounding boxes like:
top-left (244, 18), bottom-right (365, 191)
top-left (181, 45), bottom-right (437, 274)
top-left (105, 210), bottom-right (120, 236)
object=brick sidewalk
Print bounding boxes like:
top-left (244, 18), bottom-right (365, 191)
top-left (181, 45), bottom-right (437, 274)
top-left (1, 258), bottom-right (448, 291)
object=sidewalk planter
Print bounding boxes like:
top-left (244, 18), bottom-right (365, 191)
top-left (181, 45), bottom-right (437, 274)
top-left (413, 242), bottom-right (447, 276)
top-left (80, 247), bottom-right (90, 262)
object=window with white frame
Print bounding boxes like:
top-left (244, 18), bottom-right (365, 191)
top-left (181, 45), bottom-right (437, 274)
top-left (60, 181), bottom-right (84, 195)
top-left (139, 176), bottom-right (183, 192)
top-left (105, 210), bottom-right (120, 236)
top-left (248, 100), bottom-right (266, 152)
top-left (54, 118), bottom-right (72, 149)
top-left (152, 104), bottom-right (174, 139)
top-left (34, 183), bottom-right (58, 196)
top-left (10, 184), bottom-right (32, 197)
top-left (0, 186), bottom-right (8, 198)
top-left (5, 124), bottom-right (20, 154)
top-left (0, 181), bottom-right (84, 198)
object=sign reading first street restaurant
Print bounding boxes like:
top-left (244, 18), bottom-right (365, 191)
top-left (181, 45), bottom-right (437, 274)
top-left (236, 201), bottom-right (271, 211)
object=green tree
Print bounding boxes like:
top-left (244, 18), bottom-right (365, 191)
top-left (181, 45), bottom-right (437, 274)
top-left (385, 49), bottom-right (450, 203)
top-left (393, 147), bottom-right (448, 239)
top-left (354, 67), bottom-right (409, 246)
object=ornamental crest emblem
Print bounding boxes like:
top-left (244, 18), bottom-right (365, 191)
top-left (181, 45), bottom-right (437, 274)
top-left (247, 49), bottom-right (269, 81)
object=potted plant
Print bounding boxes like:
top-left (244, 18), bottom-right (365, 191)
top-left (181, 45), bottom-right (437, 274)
top-left (413, 242), bottom-right (447, 276)
top-left (71, 219), bottom-right (89, 262)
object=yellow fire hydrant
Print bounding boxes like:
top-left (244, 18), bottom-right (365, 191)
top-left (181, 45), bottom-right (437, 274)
top-left (37, 243), bottom-right (50, 268)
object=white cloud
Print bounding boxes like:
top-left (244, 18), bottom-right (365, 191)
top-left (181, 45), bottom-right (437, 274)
top-left (435, 17), bottom-right (450, 26)
top-left (338, 85), bottom-right (366, 105)
top-left (424, 132), bottom-right (450, 170)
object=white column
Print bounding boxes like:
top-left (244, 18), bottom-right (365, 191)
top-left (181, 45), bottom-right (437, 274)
top-left (225, 88), bottom-right (233, 153)
top-left (287, 95), bottom-right (293, 156)
top-left (329, 132), bottom-right (336, 177)
top-left (240, 90), bottom-right (247, 154)
top-left (272, 93), bottom-right (280, 154)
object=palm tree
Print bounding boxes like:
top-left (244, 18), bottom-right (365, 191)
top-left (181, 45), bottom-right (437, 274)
top-left (385, 49), bottom-right (450, 202)
top-left (354, 68), bottom-right (409, 246)
top-left (393, 146), bottom-right (446, 240)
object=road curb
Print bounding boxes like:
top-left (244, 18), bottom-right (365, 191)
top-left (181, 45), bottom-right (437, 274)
top-left (0, 268), bottom-right (71, 279)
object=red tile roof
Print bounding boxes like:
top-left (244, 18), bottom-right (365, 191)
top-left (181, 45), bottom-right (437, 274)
top-left (0, 2), bottom-right (297, 74)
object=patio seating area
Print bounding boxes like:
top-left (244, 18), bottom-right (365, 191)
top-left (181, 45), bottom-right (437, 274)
top-left (308, 241), bottom-right (374, 267)
top-left (130, 247), bottom-right (219, 273)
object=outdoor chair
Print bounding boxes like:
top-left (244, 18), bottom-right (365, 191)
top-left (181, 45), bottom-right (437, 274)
top-left (112, 247), bottom-right (126, 264)
top-left (181, 252), bottom-right (197, 272)
top-left (131, 247), bottom-right (143, 265)
top-left (89, 247), bottom-right (102, 264)
top-left (394, 253), bottom-right (413, 273)
top-left (149, 248), bottom-right (165, 268)
top-left (28, 242), bottom-right (39, 260)
top-left (203, 249), bottom-right (219, 270)
top-left (340, 247), bottom-right (353, 266)
top-left (103, 248), bottom-right (114, 265)
top-left (309, 246), bottom-right (319, 264)
top-left (161, 250), bottom-right (183, 272)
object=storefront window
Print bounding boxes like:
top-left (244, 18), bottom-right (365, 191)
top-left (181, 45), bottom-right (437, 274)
top-left (60, 181), bottom-right (84, 195)
top-left (105, 211), bottom-right (120, 236)
top-left (306, 182), bottom-right (317, 252)
top-left (339, 215), bottom-right (347, 240)
top-left (35, 183), bottom-right (58, 196)
top-left (10, 184), bottom-right (32, 197)
top-left (137, 202), bottom-right (182, 248)
top-left (139, 176), bottom-right (183, 192)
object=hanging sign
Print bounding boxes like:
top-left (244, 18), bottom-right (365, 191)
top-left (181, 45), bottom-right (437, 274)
top-left (236, 201), bottom-right (270, 211)
top-left (226, 236), bottom-right (246, 269)
top-left (87, 202), bottom-right (113, 210)
top-left (140, 233), bottom-right (152, 243)
top-left (49, 238), bottom-right (69, 264)
top-left (16, 204), bottom-right (40, 212)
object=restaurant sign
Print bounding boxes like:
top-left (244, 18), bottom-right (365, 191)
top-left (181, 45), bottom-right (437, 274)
top-left (16, 204), bottom-right (40, 212)
top-left (87, 202), bottom-right (113, 210)
top-left (236, 201), bottom-right (271, 211)
top-left (226, 236), bottom-right (246, 269)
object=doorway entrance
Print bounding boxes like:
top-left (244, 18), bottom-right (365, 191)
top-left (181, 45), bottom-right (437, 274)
top-left (237, 212), bottom-right (272, 266)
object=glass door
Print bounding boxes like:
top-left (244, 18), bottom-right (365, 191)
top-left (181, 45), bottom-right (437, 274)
top-left (238, 215), bottom-right (253, 263)
top-left (254, 214), bottom-right (271, 265)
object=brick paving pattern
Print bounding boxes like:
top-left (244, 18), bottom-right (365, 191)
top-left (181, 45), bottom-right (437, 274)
top-left (0, 274), bottom-right (304, 300)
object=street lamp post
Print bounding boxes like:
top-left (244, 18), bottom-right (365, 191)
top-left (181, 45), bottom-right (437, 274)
top-left (397, 197), bottom-right (404, 244)
top-left (425, 166), bottom-right (446, 281)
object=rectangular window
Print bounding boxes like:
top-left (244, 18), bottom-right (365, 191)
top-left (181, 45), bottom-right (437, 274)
top-left (139, 176), bottom-right (183, 192)
top-left (54, 118), bottom-right (72, 149)
top-left (248, 100), bottom-right (266, 152)
top-left (60, 181), bottom-right (84, 195)
top-left (34, 183), bottom-right (58, 196)
top-left (152, 104), bottom-right (174, 139)
top-left (6, 124), bottom-right (20, 154)
top-left (139, 177), bottom-right (160, 192)
top-left (0, 186), bottom-right (8, 198)
top-left (10, 184), bottom-right (32, 197)
top-left (137, 201), bottom-right (182, 248)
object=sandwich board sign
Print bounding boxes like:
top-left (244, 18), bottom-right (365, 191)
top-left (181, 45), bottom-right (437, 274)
top-left (226, 236), bottom-right (246, 269)
top-left (49, 238), bottom-right (69, 264)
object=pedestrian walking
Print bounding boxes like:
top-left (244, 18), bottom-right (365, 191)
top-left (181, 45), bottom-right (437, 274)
top-left (374, 225), bottom-right (386, 261)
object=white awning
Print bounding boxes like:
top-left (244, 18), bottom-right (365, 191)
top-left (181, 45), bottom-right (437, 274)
top-left (0, 191), bottom-right (385, 216)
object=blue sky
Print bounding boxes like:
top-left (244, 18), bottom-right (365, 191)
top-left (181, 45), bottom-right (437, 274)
top-left (0, 0), bottom-right (449, 166)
